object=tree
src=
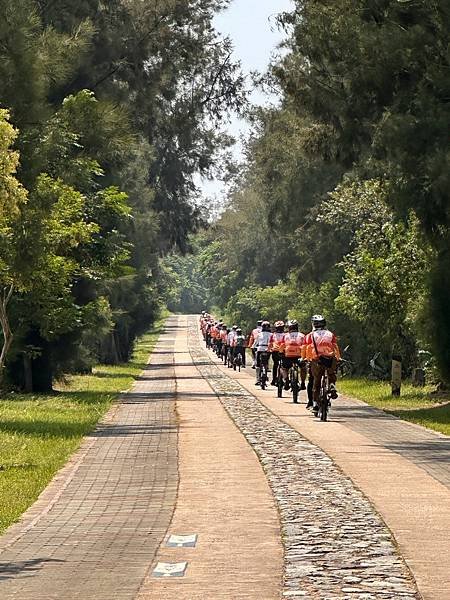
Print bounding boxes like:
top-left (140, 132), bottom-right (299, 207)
top-left (0, 111), bottom-right (28, 384)
top-left (276, 0), bottom-right (450, 379)
top-left (0, 1), bottom-right (245, 388)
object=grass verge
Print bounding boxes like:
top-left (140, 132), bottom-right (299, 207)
top-left (339, 378), bottom-right (450, 436)
top-left (0, 313), bottom-right (167, 534)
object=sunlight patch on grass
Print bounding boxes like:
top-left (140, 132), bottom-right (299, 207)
top-left (339, 378), bottom-right (450, 436)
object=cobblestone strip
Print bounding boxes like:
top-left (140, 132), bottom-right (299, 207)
top-left (188, 318), bottom-right (420, 600)
top-left (0, 320), bottom-right (179, 600)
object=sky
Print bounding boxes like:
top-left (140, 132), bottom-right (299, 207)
top-left (198, 0), bottom-right (294, 209)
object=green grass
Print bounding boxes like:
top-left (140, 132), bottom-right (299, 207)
top-left (0, 314), bottom-right (167, 534)
top-left (339, 378), bottom-right (450, 436)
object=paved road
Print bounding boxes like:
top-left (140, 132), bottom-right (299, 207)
top-left (0, 317), bottom-right (283, 600)
top-left (0, 315), bottom-right (448, 599)
top-left (202, 318), bottom-right (450, 600)
top-left (0, 325), bottom-right (179, 600)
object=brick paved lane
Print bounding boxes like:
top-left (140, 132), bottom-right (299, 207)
top-left (0, 321), bottom-right (179, 600)
top-left (328, 397), bottom-right (450, 490)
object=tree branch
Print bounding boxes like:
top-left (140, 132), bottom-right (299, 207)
top-left (200, 51), bottom-right (232, 107)
top-left (92, 12), bottom-right (170, 90)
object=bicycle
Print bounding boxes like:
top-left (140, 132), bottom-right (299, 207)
top-left (259, 351), bottom-right (270, 390)
top-left (205, 332), bottom-right (212, 349)
top-left (314, 369), bottom-right (331, 421)
top-left (226, 346), bottom-right (234, 368)
top-left (276, 358), bottom-right (303, 403)
top-left (220, 343), bottom-right (227, 365)
top-left (369, 351), bottom-right (389, 380)
top-left (233, 348), bottom-right (244, 372)
top-left (289, 359), bottom-right (301, 404)
top-left (337, 345), bottom-right (354, 378)
top-left (276, 362), bottom-right (284, 398)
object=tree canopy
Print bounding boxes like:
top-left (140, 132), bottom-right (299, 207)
top-left (0, 0), bottom-right (243, 390)
top-left (167, 0), bottom-right (450, 383)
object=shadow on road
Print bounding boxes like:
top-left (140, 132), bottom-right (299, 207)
top-left (0, 558), bottom-right (65, 581)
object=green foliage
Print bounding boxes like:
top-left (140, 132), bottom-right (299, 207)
top-left (182, 0), bottom-right (450, 383)
top-left (0, 111), bottom-right (28, 224)
top-left (160, 251), bottom-right (210, 314)
top-left (429, 247), bottom-right (450, 382)
top-left (0, 1), bottom-right (242, 389)
top-left (0, 111), bottom-right (28, 281)
top-left (225, 282), bottom-right (297, 334)
top-left (274, 0), bottom-right (450, 379)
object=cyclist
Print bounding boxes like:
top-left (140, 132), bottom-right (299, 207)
top-left (255, 321), bottom-right (271, 386)
top-left (205, 319), bottom-right (214, 348)
top-left (304, 314), bottom-right (341, 407)
top-left (233, 327), bottom-right (247, 367)
top-left (268, 320), bottom-right (285, 386)
top-left (210, 321), bottom-right (219, 352)
top-left (225, 326), bottom-right (237, 366)
top-left (200, 313), bottom-right (210, 340)
top-left (228, 325), bottom-right (238, 348)
top-left (279, 320), bottom-right (307, 391)
top-left (219, 325), bottom-right (228, 362)
top-left (215, 322), bottom-right (224, 357)
top-left (248, 319), bottom-right (263, 369)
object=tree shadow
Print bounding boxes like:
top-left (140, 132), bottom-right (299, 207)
top-left (0, 417), bottom-right (104, 439)
top-left (0, 558), bottom-right (65, 581)
top-left (387, 402), bottom-right (450, 429)
top-left (90, 369), bottom-right (144, 379)
top-left (93, 422), bottom-right (177, 437)
top-left (331, 405), bottom-right (396, 421)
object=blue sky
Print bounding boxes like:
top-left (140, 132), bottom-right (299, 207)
top-left (198, 0), bottom-right (294, 207)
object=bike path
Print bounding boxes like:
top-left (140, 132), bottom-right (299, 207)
top-left (0, 316), bottom-right (283, 600)
top-left (214, 346), bottom-right (450, 600)
top-left (0, 322), bottom-right (179, 600)
top-left (137, 315), bottom-right (282, 599)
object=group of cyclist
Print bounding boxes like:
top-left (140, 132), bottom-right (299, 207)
top-left (201, 320), bottom-right (248, 369)
top-left (199, 312), bottom-right (341, 415)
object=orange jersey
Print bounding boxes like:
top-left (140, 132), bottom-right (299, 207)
top-left (281, 332), bottom-right (305, 358)
top-left (269, 332), bottom-right (285, 352)
top-left (304, 329), bottom-right (340, 360)
top-left (219, 329), bottom-right (228, 342)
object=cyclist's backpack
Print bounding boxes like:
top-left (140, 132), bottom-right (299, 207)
top-left (235, 334), bottom-right (245, 346)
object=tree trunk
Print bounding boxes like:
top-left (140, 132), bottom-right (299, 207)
top-left (31, 339), bottom-right (53, 392)
top-left (0, 284), bottom-right (14, 388)
top-left (23, 355), bottom-right (33, 393)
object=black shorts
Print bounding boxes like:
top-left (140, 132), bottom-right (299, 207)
top-left (281, 356), bottom-right (301, 370)
top-left (256, 351), bottom-right (270, 367)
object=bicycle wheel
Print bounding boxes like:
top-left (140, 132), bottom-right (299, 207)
top-left (261, 365), bottom-right (267, 390)
top-left (320, 377), bottom-right (328, 421)
top-left (274, 365), bottom-right (282, 397)
top-left (291, 374), bottom-right (299, 403)
top-left (277, 378), bottom-right (283, 398)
